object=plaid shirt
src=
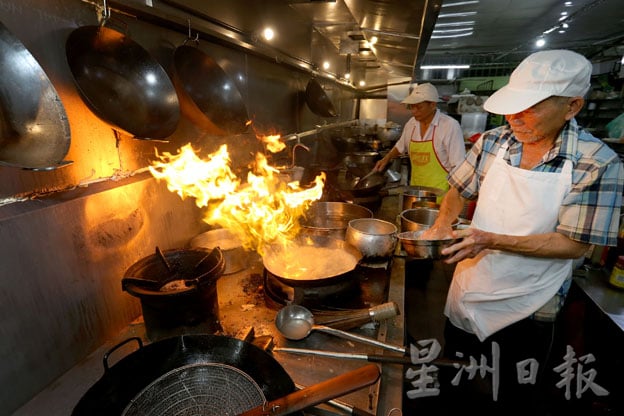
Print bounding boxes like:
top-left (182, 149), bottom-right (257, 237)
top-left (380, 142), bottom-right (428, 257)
top-left (449, 118), bottom-right (624, 247)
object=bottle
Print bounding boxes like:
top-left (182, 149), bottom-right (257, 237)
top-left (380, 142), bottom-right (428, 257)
top-left (608, 255), bottom-right (624, 289)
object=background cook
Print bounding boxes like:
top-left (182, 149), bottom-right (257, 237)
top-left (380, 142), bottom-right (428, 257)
top-left (373, 83), bottom-right (465, 194)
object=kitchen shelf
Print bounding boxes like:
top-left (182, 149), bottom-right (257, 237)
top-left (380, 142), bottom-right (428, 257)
top-left (577, 97), bottom-right (624, 134)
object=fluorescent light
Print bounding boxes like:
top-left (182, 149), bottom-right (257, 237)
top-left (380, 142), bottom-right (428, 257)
top-left (420, 64), bottom-right (470, 69)
top-left (431, 32), bottom-right (474, 39)
top-left (438, 11), bottom-right (478, 18)
top-left (433, 27), bottom-right (474, 34)
top-left (442, 1), bottom-right (479, 7)
top-left (536, 38), bottom-right (546, 47)
top-left (434, 21), bottom-right (475, 27)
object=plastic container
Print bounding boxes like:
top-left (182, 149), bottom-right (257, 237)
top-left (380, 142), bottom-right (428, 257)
top-left (609, 255), bottom-right (624, 289)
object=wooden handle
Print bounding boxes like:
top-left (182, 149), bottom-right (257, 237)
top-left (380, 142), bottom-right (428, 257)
top-left (238, 363), bottom-right (381, 416)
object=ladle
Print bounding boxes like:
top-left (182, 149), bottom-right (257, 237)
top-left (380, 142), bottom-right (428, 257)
top-left (275, 304), bottom-right (405, 354)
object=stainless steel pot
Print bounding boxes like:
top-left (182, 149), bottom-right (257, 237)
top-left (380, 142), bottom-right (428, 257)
top-left (300, 201), bottom-right (372, 239)
top-left (345, 218), bottom-right (398, 259)
top-left (190, 228), bottom-right (247, 274)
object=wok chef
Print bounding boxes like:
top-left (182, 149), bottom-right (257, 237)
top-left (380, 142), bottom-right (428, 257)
top-left (423, 49), bottom-right (624, 414)
top-left (373, 83), bottom-right (465, 193)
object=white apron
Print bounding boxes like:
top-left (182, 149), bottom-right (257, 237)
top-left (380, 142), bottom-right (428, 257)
top-left (445, 143), bottom-right (573, 341)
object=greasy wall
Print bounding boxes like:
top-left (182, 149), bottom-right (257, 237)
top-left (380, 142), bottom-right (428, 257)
top-left (0, 0), bottom-right (356, 413)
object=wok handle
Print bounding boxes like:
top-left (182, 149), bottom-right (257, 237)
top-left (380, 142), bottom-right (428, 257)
top-left (273, 347), bottom-right (410, 364)
top-left (315, 325), bottom-right (406, 354)
top-left (103, 337), bottom-right (143, 372)
top-left (238, 363), bottom-right (380, 416)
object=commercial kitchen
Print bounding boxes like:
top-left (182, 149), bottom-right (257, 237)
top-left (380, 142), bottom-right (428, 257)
top-left (2, 0), bottom-right (624, 415)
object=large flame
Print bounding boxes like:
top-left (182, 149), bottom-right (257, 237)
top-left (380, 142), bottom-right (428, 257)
top-left (149, 141), bottom-right (324, 255)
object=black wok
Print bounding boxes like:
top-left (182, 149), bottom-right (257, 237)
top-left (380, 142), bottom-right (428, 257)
top-left (65, 25), bottom-right (180, 139)
top-left (262, 234), bottom-right (362, 287)
top-left (305, 78), bottom-right (337, 117)
top-left (0, 20), bottom-right (71, 169)
top-left (172, 43), bottom-right (249, 135)
top-left (72, 334), bottom-right (300, 416)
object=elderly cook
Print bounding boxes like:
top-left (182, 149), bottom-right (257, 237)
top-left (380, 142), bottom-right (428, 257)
top-left (423, 49), bottom-right (624, 414)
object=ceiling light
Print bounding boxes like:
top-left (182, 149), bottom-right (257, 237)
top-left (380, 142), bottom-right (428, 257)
top-left (562, 23), bottom-right (569, 28)
top-left (565, 1), bottom-right (573, 6)
top-left (560, 11), bottom-right (568, 16)
top-left (370, 36), bottom-right (378, 45)
top-left (359, 80), bottom-right (366, 87)
top-left (536, 38), bottom-right (546, 47)
top-left (323, 61), bottom-right (330, 70)
top-left (262, 27), bottom-right (274, 41)
top-left (433, 28), bottom-right (474, 34)
top-left (420, 64), bottom-right (470, 69)
top-left (558, 30), bottom-right (566, 34)
top-left (344, 72), bottom-right (351, 79)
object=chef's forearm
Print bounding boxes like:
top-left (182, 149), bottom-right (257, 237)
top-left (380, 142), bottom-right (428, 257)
top-left (376, 148), bottom-right (400, 170)
top-left (489, 231), bottom-right (590, 259)
top-left (436, 187), bottom-right (465, 227)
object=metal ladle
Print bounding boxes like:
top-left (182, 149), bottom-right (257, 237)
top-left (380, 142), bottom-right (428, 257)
top-left (275, 304), bottom-right (405, 354)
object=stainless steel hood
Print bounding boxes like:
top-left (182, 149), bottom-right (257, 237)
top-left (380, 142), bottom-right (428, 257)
top-left (155, 0), bottom-right (442, 92)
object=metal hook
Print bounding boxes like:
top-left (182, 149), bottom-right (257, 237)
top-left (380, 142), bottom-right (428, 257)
top-left (101, 0), bottom-right (111, 21)
top-left (183, 19), bottom-right (200, 45)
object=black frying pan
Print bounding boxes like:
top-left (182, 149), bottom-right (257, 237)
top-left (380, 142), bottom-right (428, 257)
top-left (65, 24), bottom-right (180, 139)
top-left (172, 43), bottom-right (249, 135)
top-left (71, 334), bottom-right (299, 416)
top-left (0, 20), bottom-right (71, 169)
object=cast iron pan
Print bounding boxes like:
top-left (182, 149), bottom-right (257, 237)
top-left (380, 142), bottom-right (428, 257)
top-left (65, 24), bottom-right (180, 139)
top-left (172, 43), bottom-right (249, 135)
top-left (0, 20), bottom-right (71, 169)
top-left (304, 78), bottom-right (337, 118)
top-left (71, 334), bottom-right (299, 416)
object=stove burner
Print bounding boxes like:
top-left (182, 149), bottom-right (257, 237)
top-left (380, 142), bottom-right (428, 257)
top-left (263, 259), bottom-right (393, 311)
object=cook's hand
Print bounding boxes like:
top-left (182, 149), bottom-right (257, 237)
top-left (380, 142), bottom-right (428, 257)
top-left (441, 227), bottom-right (490, 263)
top-left (373, 159), bottom-right (387, 172)
top-left (420, 224), bottom-right (453, 240)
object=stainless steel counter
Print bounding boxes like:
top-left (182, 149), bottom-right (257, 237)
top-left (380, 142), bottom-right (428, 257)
top-left (572, 265), bottom-right (624, 331)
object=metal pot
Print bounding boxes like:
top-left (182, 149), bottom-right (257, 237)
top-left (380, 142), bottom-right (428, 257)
top-left (189, 228), bottom-right (247, 274)
top-left (71, 335), bottom-right (299, 416)
top-left (300, 201), bottom-right (373, 239)
top-left (65, 24), bottom-right (180, 139)
top-left (172, 43), bottom-right (249, 135)
top-left (0, 20), bottom-right (71, 169)
top-left (345, 218), bottom-right (398, 259)
top-left (402, 189), bottom-right (439, 210)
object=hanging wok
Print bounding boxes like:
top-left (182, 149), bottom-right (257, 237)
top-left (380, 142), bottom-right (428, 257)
top-left (0, 20), bottom-right (71, 169)
top-left (72, 334), bottom-right (300, 416)
top-left (172, 43), bottom-right (249, 135)
top-left (65, 24), bottom-right (180, 139)
top-left (305, 78), bottom-right (337, 118)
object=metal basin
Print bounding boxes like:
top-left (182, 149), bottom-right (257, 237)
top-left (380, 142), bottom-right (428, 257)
top-left (398, 230), bottom-right (460, 259)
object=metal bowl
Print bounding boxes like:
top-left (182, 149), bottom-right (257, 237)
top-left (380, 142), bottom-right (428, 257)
top-left (400, 207), bottom-right (467, 232)
top-left (345, 218), bottom-right (398, 258)
top-left (402, 189), bottom-right (439, 210)
top-left (300, 201), bottom-right (373, 239)
top-left (398, 230), bottom-right (460, 259)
